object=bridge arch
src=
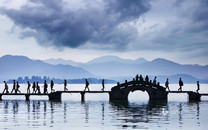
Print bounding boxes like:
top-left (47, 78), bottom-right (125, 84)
top-left (109, 83), bottom-right (168, 100)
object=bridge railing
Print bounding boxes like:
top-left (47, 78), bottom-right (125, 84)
top-left (111, 78), bottom-right (166, 91)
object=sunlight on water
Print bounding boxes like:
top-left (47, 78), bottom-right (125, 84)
top-left (0, 83), bottom-right (208, 129)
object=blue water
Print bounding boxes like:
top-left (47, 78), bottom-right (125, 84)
top-left (0, 84), bottom-right (208, 129)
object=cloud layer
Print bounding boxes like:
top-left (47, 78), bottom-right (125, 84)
top-left (0, 0), bottom-right (207, 57)
top-left (0, 0), bottom-right (150, 49)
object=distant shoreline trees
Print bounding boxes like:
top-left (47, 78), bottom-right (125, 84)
top-left (7, 76), bottom-right (117, 84)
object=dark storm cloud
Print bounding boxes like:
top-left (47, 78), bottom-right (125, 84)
top-left (0, 0), bottom-right (150, 49)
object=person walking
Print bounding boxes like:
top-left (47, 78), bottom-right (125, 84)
top-left (145, 75), bottom-right (149, 83)
top-left (50, 80), bottom-right (55, 92)
top-left (43, 80), bottom-right (48, 94)
top-left (178, 78), bottom-right (183, 91)
top-left (11, 80), bottom-right (16, 93)
top-left (196, 81), bottom-right (200, 93)
top-left (16, 82), bottom-right (21, 93)
top-left (153, 76), bottom-right (157, 85)
top-left (3, 81), bottom-right (9, 93)
top-left (135, 74), bottom-right (139, 81)
top-left (36, 82), bottom-right (41, 94)
top-left (27, 81), bottom-right (31, 93)
top-left (84, 79), bottom-right (90, 91)
top-left (165, 78), bottom-right (170, 91)
top-left (139, 75), bottom-right (144, 81)
top-left (64, 79), bottom-right (68, 91)
top-left (32, 82), bottom-right (36, 93)
top-left (101, 79), bottom-right (105, 91)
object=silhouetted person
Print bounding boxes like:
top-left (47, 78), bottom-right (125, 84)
top-left (64, 79), bottom-right (68, 91)
top-left (139, 74), bottom-right (143, 81)
top-left (36, 82), bottom-right (41, 94)
top-left (196, 81), bottom-right (200, 93)
top-left (165, 78), bottom-right (170, 91)
top-left (27, 81), bottom-right (31, 93)
top-left (16, 82), bottom-right (21, 93)
top-left (145, 75), bottom-right (149, 83)
top-left (84, 79), bottom-right (90, 91)
top-left (178, 78), bottom-right (183, 91)
top-left (135, 74), bottom-right (139, 81)
top-left (101, 79), bottom-right (105, 91)
top-left (43, 80), bottom-right (48, 94)
top-left (32, 82), bottom-right (36, 93)
top-left (3, 81), bottom-right (9, 93)
top-left (153, 76), bottom-right (157, 85)
top-left (11, 80), bottom-right (16, 93)
top-left (50, 80), bottom-right (55, 92)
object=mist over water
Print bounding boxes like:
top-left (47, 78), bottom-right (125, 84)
top-left (0, 84), bottom-right (208, 129)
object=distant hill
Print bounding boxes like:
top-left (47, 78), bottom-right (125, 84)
top-left (0, 55), bottom-right (94, 81)
top-left (44, 55), bottom-right (208, 80)
top-left (86, 55), bottom-right (148, 65)
top-left (79, 56), bottom-right (208, 80)
top-left (44, 58), bottom-right (81, 66)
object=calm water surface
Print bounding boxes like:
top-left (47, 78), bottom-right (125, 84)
top-left (0, 83), bottom-right (208, 130)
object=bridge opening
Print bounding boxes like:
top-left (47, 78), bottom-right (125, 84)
top-left (128, 90), bottom-right (149, 103)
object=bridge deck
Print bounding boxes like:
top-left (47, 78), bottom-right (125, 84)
top-left (0, 91), bottom-right (111, 95)
top-left (57, 91), bottom-right (110, 93)
top-left (0, 93), bottom-right (49, 96)
top-left (168, 91), bottom-right (193, 93)
top-left (200, 93), bottom-right (208, 96)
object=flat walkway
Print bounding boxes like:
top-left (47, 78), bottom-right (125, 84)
top-left (0, 93), bottom-right (49, 95)
top-left (0, 91), bottom-right (111, 95)
top-left (57, 91), bottom-right (111, 93)
top-left (168, 91), bottom-right (193, 93)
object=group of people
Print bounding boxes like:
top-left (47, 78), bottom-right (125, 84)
top-left (2, 79), bottom-right (106, 94)
top-left (83, 79), bottom-right (105, 91)
top-left (2, 80), bottom-right (21, 94)
top-left (135, 74), bottom-right (158, 85)
top-left (135, 74), bottom-right (200, 92)
top-left (165, 78), bottom-right (200, 92)
top-left (2, 80), bottom-right (59, 94)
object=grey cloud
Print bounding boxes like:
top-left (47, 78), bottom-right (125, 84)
top-left (0, 0), bottom-right (150, 49)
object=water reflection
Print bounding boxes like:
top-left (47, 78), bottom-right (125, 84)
top-left (0, 99), bottom-right (205, 129)
top-left (109, 100), bottom-right (168, 129)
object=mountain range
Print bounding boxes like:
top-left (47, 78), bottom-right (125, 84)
top-left (45, 55), bottom-right (208, 80)
top-left (0, 55), bottom-right (94, 81)
top-left (0, 55), bottom-right (208, 83)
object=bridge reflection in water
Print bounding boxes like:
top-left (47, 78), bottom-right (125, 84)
top-left (0, 100), bottom-right (202, 129)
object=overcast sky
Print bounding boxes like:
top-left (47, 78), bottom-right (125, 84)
top-left (0, 0), bottom-right (207, 65)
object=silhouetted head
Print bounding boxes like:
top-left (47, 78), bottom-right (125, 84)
top-left (167, 78), bottom-right (169, 80)
top-left (4, 81), bottom-right (6, 83)
top-left (85, 79), bottom-right (87, 81)
top-left (27, 81), bottom-right (29, 83)
top-left (17, 82), bottom-right (19, 84)
top-left (197, 81), bottom-right (199, 83)
top-left (13, 80), bottom-right (15, 82)
top-left (155, 76), bottom-right (157, 79)
top-left (179, 78), bottom-right (181, 80)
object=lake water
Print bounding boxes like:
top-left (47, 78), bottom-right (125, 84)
top-left (0, 83), bottom-right (208, 130)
